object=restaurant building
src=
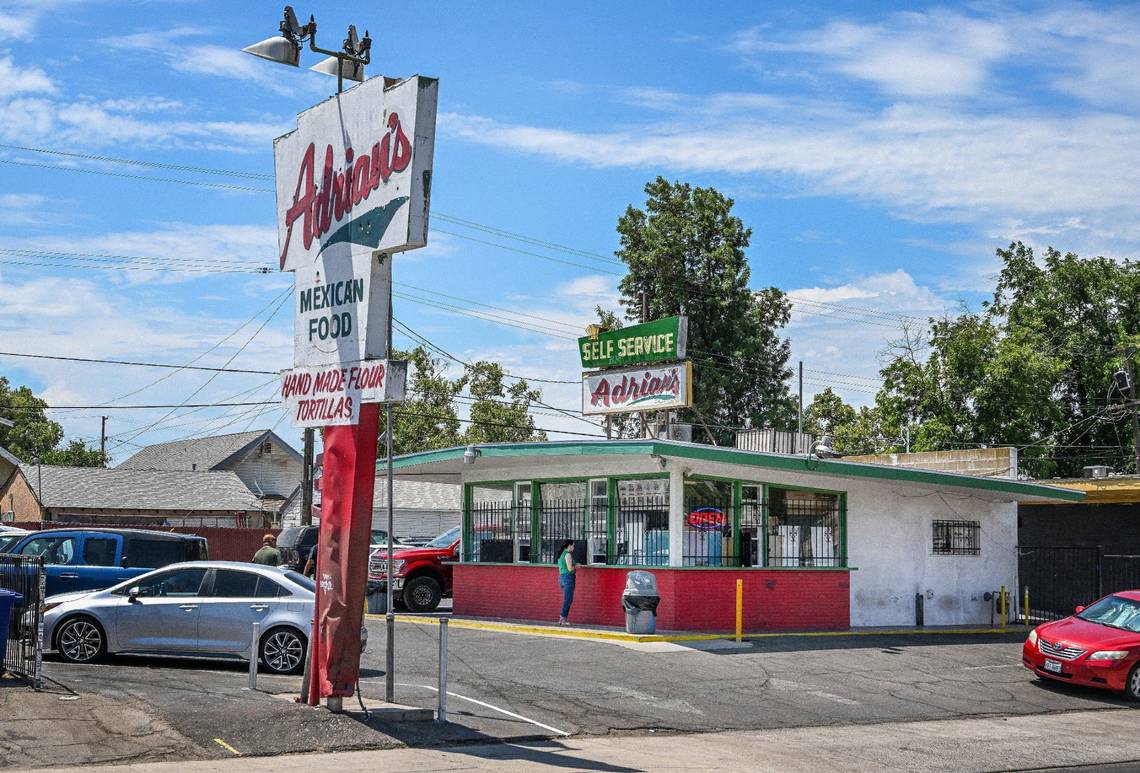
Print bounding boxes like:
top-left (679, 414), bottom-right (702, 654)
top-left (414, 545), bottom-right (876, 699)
top-left (387, 440), bottom-right (1081, 631)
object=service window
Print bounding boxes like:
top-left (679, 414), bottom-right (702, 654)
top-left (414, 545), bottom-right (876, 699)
top-left (614, 478), bottom-right (669, 566)
top-left (768, 488), bottom-right (842, 567)
top-left (19, 535), bottom-right (77, 565)
top-left (469, 483), bottom-right (513, 563)
top-left (740, 485), bottom-right (763, 567)
top-left (124, 539), bottom-right (187, 569)
top-left (82, 537), bottom-right (118, 567)
top-left (514, 483), bottom-right (532, 562)
top-left (587, 479), bottom-right (608, 564)
top-left (538, 481), bottom-right (586, 564)
top-left (683, 479), bottom-right (734, 567)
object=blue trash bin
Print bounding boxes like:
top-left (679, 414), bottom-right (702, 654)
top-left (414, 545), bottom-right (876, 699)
top-left (0, 589), bottom-right (23, 656)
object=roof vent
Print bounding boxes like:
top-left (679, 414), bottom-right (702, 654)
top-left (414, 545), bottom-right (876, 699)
top-left (1083, 465), bottom-right (1111, 479)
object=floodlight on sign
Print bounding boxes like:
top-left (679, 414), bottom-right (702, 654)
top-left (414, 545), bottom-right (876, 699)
top-left (243, 35), bottom-right (302, 66)
top-left (310, 55), bottom-right (365, 82)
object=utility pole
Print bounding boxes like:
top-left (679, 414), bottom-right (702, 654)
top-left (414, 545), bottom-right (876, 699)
top-left (1130, 350), bottom-right (1140, 475)
top-left (797, 361), bottom-right (803, 452)
top-left (100, 416), bottom-right (108, 463)
top-left (300, 428), bottom-right (314, 526)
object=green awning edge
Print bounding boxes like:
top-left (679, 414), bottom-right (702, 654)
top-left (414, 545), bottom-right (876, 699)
top-left (380, 440), bottom-right (1084, 502)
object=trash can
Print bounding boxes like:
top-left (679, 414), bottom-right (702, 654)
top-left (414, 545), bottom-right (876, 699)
top-left (366, 582), bottom-right (388, 614)
top-left (0, 589), bottom-right (23, 656)
top-left (622, 571), bottom-right (660, 635)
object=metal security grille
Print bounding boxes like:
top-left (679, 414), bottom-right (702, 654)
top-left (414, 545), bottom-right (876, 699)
top-left (768, 491), bottom-right (844, 568)
top-left (537, 500), bottom-right (587, 564)
top-left (615, 494), bottom-right (669, 566)
top-left (469, 501), bottom-right (514, 563)
top-left (0, 554), bottom-right (44, 688)
top-left (932, 520), bottom-right (980, 555)
top-left (683, 498), bottom-right (738, 567)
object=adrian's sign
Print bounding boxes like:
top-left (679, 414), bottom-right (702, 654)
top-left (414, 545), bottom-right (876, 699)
top-left (578, 316), bottom-right (687, 370)
top-left (582, 361), bottom-right (693, 416)
top-left (281, 360), bottom-right (407, 428)
top-left (274, 75), bottom-right (438, 271)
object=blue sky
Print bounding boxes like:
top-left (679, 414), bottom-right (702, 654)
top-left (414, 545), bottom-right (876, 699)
top-left (1, 1), bottom-right (1138, 461)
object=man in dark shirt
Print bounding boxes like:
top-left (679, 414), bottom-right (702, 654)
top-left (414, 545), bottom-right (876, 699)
top-left (251, 534), bottom-right (282, 566)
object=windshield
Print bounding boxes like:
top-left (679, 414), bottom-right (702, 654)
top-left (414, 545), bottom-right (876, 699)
top-left (1077, 594), bottom-right (1140, 632)
top-left (425, 526), bottom-right (460, 550)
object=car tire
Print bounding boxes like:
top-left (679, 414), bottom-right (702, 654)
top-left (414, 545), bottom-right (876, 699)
top-left (55, 616), bottom-right (107, 664)
top-left (260, 627), bottom-right (307, 675)
top-left (403, 576), bottom-right (442, 613)
top-left (1126, 664), bottom-right (1140, 701)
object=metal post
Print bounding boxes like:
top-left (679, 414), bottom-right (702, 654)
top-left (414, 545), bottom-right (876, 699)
top-left (33, 558), bottom-right (44, 690)
top-left (301, 428), bottom-right (314, 526)
top-left (797, 361), bottom-right (803, 451)
top-left (385, 251), bottom-right (396, 705)
top-left (1129, 350), bottom-right (1140, 475)
top-left (437, 618), bottom-right (448, 723)
top-left (100, 416), bottom-right (107, 463)
top-left (999, 584), bottom-right (1007, 627)
top-left (1023, 587), bottom-right (1030, 626)
top-left (735, 579), bottom-right (743, 643)
top-left (915, 593), bottom-right (924, 627)
top-left (248, 621), bottom-right (260, 690)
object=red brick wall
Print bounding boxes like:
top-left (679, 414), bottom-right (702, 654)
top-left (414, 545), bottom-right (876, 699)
top-left (453, 564), bottom-right (851, 632)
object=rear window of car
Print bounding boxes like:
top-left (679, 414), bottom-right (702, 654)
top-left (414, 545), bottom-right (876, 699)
top-left (283, 570), bottom-right (316, 593)
top-left (83, 537), bottom-right (118, 566)
top-left (123, 538), bottom-right (192, 569)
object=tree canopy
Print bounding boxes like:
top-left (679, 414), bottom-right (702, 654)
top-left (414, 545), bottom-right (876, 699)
top-left (612, 177), bottom-right (796, 443)
top-left (0, 377), bottom-right (108, 467)
top-left (807, 243), bottom-right (1140, 477)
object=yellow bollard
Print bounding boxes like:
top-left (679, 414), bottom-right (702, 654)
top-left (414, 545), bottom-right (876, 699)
top-left (1000, 584), bottom-right (1007, 627)
top-left (1023, 587), bottom-right (1030, 626)
top-left (735, 579), bottom-right (743, 643)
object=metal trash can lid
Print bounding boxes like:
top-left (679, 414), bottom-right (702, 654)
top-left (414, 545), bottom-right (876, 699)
top-left (623, 570), bottom-right (658, 596)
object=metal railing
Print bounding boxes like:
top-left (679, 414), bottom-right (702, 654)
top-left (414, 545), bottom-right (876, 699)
top-left (615, 495), bottom-right (669, 566)
top-left (0, 554), bottom-right (45, 687)
top-left (1019, 546), bottom-right (1140, 623)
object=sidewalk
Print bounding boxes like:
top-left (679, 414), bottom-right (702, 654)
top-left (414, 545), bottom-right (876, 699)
top-left (380, 612), bottom-right (1029, 644)
top-left (20, 707), bottom-right (1137, 772)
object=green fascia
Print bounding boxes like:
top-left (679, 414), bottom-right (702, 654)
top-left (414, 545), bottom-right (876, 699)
top-left (385, 440), bottom-right (1084, 502)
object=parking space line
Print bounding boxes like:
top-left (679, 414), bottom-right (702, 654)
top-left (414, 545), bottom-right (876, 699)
top-left (396, 683), bottom-right (571, 736)
top-left (212, 738), bottom-right (242, 756)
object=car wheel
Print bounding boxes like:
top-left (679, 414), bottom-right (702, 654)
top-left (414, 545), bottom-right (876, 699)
top-left (56, 616), bottom-right (107, 664)
top-left (403, 576), bottom-right (442, 613)
top-left (1126, 664), bottom-right (1140, 701)
top-left (260, 627), bottom-right (307, 675)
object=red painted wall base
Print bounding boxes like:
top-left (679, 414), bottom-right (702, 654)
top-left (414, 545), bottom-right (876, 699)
top-left (453, 564), bottom-right (851, 632)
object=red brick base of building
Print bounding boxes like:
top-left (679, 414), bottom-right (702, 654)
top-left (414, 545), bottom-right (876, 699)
top-left (452, 564), bottom-right (851, 632)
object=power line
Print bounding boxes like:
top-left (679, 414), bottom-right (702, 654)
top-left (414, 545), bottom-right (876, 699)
top-left (0, 157), bottom-right (271, 193)
top-left (0, 350), bottom-right (277, 375)
top-left (0, 143), bottom-right (273, 180)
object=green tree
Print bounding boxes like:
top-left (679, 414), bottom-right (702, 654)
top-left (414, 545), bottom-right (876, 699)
top-left (464, 362), bottom-right (548, 444)
top-left (614, 177), bottom-right (796, 444)
top-left (40, 439), bottom-right (108, 468)
top-left (380, 346), bottom-right (466, 455)
top-left (802, 387), bottom-right (885, 455)
top-left (0, 376), bottom-right (63, 461)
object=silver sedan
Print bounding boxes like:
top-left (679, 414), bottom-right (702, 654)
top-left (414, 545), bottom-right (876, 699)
top-left (43, 561), bottom-right (315, 674)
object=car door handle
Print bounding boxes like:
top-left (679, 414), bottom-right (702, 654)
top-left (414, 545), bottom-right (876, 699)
top-left (59, 573), bottom-right (79, 579)
top-left (179, 604), bottom-right (199, 611)
top-left (249, 604), bottom-right (269, 611)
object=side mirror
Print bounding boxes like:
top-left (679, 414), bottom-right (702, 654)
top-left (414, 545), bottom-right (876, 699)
top-left (1075, 605), bottom-right (1085, 614)
top-left (128, 586), bottom-right (140, 602)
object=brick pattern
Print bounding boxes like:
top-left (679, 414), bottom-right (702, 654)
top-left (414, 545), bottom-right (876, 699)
top-left (453, 564), bottom-right (850, 631)
top-left (845, 447), bottom-right (1016, 480)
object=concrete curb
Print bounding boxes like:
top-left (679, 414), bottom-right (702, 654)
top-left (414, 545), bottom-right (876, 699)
top-left (365, 613), bottom-right (1029, 643)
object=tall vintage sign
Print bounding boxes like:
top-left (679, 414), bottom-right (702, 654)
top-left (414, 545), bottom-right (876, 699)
top-left (277, 75), bottom-right (437, 427)
top-left (578, 315), bottom-right (687, 370)
top-left (582, 361), bottom-right (694, 416)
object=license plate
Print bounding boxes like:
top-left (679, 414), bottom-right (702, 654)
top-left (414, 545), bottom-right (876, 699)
top-left (1044, 659), bottom-right (1063, 674)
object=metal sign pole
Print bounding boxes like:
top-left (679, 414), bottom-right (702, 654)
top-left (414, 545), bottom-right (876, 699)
top-left (385, 254), bottom-right (396, 705)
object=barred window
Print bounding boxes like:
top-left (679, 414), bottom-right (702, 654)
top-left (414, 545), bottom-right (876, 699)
top-left (932, 520), bottom-right (980, 556)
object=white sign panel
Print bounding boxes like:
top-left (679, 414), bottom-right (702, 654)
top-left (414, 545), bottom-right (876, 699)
top-left (582, 361), bottom-right (694, 416)
top-left (281, 360), bottom-right (408, 428)
top-left (274, 75), bottom-right (439, 272)
top-left (293, 252), bottom-right (390, 368)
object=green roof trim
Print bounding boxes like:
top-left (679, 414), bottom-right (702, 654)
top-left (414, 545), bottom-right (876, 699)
top-left (382, 440), bottom-right (1084, 502)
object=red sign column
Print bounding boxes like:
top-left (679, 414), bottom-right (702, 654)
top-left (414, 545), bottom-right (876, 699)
top-left (307, 402), bottom-right (379, 704)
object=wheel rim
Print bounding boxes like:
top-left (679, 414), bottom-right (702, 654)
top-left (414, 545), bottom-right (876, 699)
top-left (411, 583), bottom-right (434, 607)
top-left (1131, 668), bottom-right (1140, 696)
top-left (263, 631), bottom-right (303, 672)
top-left (59, 620), bottom-right (101, 662)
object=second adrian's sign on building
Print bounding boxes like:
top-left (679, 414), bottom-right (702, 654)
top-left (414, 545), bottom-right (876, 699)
top-left (578, 316), bottom-right (687, 369)
top-left (582, 361), bottom-right (693, 416)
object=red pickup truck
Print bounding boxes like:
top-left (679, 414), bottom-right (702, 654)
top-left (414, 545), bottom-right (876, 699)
top-left (368, 526), bottom-right (459, 612)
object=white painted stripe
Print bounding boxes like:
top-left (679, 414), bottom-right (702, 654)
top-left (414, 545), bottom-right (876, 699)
top-left (959, 664), bottom-right (1022, 671)
top-left (396, 682), bottom-right (571, 736)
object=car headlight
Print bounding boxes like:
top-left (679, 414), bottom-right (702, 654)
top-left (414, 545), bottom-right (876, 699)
top-left (1087, 650), bottom-right (1129, 661)
top-left (393, 559), bottom-right (406, 574)
top-left (1028, 628), bottom-right (1038, 646)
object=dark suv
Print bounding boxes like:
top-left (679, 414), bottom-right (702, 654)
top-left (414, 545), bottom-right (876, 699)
top-left (9, 528), bottom-right (208, 596)
top-left (277, 526), bottom-right (404, 572)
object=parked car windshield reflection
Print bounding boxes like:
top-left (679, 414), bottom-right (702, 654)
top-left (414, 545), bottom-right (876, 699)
top-left (1077, 594), bottom-right (1140, 632)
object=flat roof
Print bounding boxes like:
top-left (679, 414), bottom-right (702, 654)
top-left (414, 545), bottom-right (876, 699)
top-left (381, 440), bottom-right (1083, 503)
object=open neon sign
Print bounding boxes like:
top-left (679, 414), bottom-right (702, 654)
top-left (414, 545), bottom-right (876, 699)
top-left (688, 507), bottom-right (726, 530)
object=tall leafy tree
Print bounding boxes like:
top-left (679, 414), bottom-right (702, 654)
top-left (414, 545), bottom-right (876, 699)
top-left (379, 346), bottom-right (466, 455)
top-left (615, 177), bottom-right (796, 444)
top-left (0, 377), bottom-right (107, 466)
top-left (464, 362), bottom-right (547, 444)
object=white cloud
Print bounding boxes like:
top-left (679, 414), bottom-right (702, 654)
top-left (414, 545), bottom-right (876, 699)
top-left (0, 0), bottom-right (74, 41)
top-left (0, 193), bottom-right (47, 225)
top-left (0, 56), bottom-right (55, 99)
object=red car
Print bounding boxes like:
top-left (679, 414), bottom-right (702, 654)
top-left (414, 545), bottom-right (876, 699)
top-left (368, 526), bottom-right (459, 613)
top-left (1022, 591), bottom-right (1140, 699)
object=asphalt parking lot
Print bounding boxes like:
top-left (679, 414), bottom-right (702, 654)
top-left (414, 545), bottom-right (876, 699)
top-left (3, 621), bottom-right (1136, 769)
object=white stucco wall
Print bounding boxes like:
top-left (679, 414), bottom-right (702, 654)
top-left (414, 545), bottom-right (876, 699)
top-left (446, 450), bottom-right (1020, 627)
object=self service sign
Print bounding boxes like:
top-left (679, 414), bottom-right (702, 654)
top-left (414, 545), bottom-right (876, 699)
top-left (578, 316), bottom-right (687, 369)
